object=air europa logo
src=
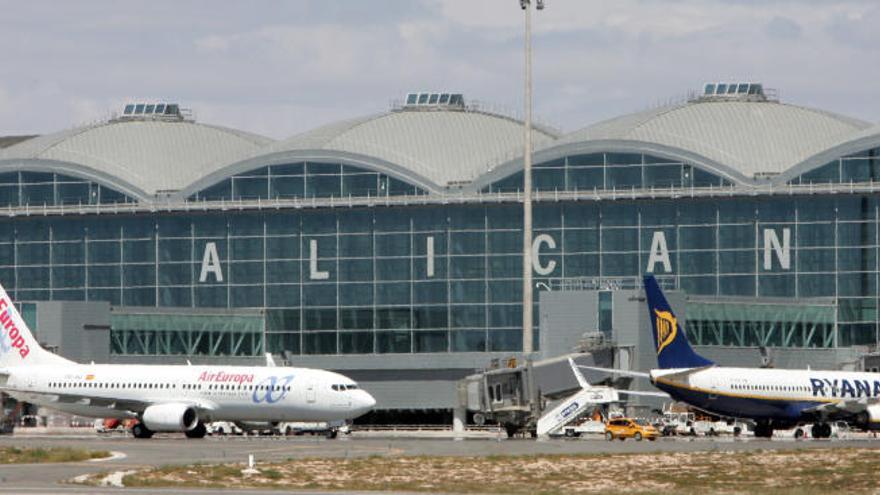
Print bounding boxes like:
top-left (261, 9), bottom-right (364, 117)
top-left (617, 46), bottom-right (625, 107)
top-left (198, 371), bottom-right (255, 384)
top-left (654, 309), bottom-right (677, 356)
top-left (252, 375), bottom-right (295, 404)
top-left (0, 299), bottom-right (29, 359)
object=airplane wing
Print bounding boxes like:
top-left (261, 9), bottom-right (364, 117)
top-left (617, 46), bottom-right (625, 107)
top-left (577, 365), bottom-right (650, 379)
top-left (803, 398), bottom-right (878, 419)
top-left (616, 389), bottom-right (670, 398)
top-left (0, 385), bottom-right (218, 414)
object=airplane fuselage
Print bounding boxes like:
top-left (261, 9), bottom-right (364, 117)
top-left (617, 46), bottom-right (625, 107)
top-left (5, 364), bottom-right (374, 423)
top-left (652, 367), bottom-right (880, 428)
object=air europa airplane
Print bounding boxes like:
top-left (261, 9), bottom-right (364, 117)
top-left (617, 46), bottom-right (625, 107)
top-left (588, 275), bottom-right (880, 439)
top-left (0, 283), bottom-right (375, 439)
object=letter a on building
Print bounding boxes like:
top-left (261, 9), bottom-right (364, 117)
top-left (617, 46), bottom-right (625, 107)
top-left (646, 231), bottom-right (672, 273)
top-left (199, 242), bottom-right (224, 282)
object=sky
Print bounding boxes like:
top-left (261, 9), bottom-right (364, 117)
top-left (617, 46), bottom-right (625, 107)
top-left (0, 0), bottom-right (878, 138)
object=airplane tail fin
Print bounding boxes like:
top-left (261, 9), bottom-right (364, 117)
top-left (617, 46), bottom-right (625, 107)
top-left (0, 282), bottom-right (72, 367)
top-left (643, 275), bottom-right (713, 369)
top-left (567, 357), bottom-right (591, 389)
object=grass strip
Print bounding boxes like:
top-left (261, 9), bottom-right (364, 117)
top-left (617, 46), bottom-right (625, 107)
top-left (69, 447), bottom-right (880, 494)
top-left (0, 446), bottom-right (111, 464)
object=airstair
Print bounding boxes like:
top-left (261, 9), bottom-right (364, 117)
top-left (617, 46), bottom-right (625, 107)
top-left (536, 378), bottom-right (619, 436)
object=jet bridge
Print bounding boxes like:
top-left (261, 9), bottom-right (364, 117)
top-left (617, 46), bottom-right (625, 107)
top-left (458, 343), bottom-right (635, 437)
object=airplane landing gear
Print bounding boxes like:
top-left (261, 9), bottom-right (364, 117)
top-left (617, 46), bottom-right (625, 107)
top-left (754, 422), bottom-right (774, 438)
top-left (811, 423), bottom-right (831, 439)
top-left (185, 421), bottom-right (207, 439)
top-left (131, 422), bottom-right (154, 439)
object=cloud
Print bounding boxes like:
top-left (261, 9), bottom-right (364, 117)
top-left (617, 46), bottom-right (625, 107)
top-left (765, 16), bottom-right (802, 40)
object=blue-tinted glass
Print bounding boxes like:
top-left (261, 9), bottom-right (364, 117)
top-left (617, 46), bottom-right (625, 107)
top-left (606, 165), bottom-right (641, 189)
top-left (488, 231), bottom-right (521, 254)
top-left (450, 256), bottom-right (484, 278)
top-left (449, 206), bottom-right (485, 230)
top-left (98, 186), bottom-right (129, 204)
top-left (53, 241), bottom-right (84, 263)
top-left (0, 244), bottom-right (13, 266)
top-left (339, 259), bottom-right (372, 282)
top-left (233, 176), bottom-right (268, 200)
top-left (124, 287), bottom-right (155, 306)
top-left (159, 239), bottom-right (191, 262)
top-left (388, 177), bottom-right (419, 196)
top-left (488, 171), bottom-right (523, 192)
top-left (303, 309), bottom-right (336, 331)
top-left (451, 280), bottom-right (484, 303)
top-left (797, 162), bottom-right (839, 184)
top-left (123, 265), bottom-right (155, 286)
top-left (230, 261), bottom-right (262, 284)
top-left (718, 251), bottom-right (754, 273)
top-left (0, 184), bottom-right (18, 207)
top-left (89, 265), bottom-right (119, 287)
top-left (601, 229), bottom-right (637, 251)
top-left (414, 330), bottom-right (448, 352)
top-left (339, 331), bottom-right (373, 353)
top-left (18, 243), bottom-right (49, 264)
top-left (451, 232), bottom-right (484, 255)
top-left (562, 254), bottom-right (599, 277)
top-left (267, 332), bottom-right (300, 354)
top-left (342, 173), bottom-right (377, 197)
top-left (414, 281), bottom-right (447, 304)
top-left (159, 287), bottom-right (190, 307)
top-left (57, 182), bottom-right (91, 205)
top-left (376, 234), bottom-right (410, 257)
top-left (377, 258), bottom-right (410, 281)
top-left (601, 204), bottom-right (638, 226)
top-left (533, 167), bottom-right (565, 191)
top-left (375, 282), bottom-right (409, 305)
top-left (92, 241), bottom-right (122, 264)
top-left (451, 330), bottom-right (486, 352)
top-left (231, 285), bottom-right (263, 307)
top-left (159, 263), bottom-right (191, 285)
top-left (21, 183), bottom-right (53, 206)
top-left (306, 173), bottom-right (341, 198)
top-left (231, 237), bottom-right (262, 260)
top-left (602, 253), bottom-right (638, 276)
top-left (303, 283), bottom-right (336, 306)
top-left (414, 305), bottom-right (447, 328)
top-left (451, 305), bottom-right (484, 328)
top-left (123, 240), bottom-right (155, 262)
top-left (266, 284), bottom-right (299, 307)
top-left (489, 329), bottom-right (521, 351)
top-left (376, 330), bottom-right (411, 353)
top-left (52, 266), bottom-right (84, 288)
top-left (87, 289), bottom-right (119, 305)
top-left (567, 167), bottom-right (604, 191)
top-left (303, 332), bottom-right (336, 354)
top-left (759, 275), bottom-right (795, 297)
top-left (679, 226), bottom-right (715, 250)
top-left (195, 179), bottom-right (232, 201)
top-left (266, 237), bottom-right (299, 259)
top-left (644, 164), bottom-right (681, 188)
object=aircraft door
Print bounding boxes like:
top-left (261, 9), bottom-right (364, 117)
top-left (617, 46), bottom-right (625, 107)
top-left (307, 383), bottom-right (316, 403)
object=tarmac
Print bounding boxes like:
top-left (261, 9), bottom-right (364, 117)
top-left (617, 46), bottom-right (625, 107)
top-left (1, 431), bottom-right (880, 494)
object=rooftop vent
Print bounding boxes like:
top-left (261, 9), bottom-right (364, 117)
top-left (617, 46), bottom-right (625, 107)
top-left (696, 82), bottom-right (777, 103)
top-left (116, 102), bottom-right (193, 122)
top-left (402, 92), bottom-right (465, 110)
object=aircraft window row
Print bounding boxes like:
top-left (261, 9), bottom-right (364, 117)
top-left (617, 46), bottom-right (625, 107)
top-left (207, 384), bottom-right (291, 392)
top-left (49, 382), bottom-right (177, 389)
top-left (331, 384), bottom-right (359, 391)
top-left (731, 384), bottom-right (810, 392)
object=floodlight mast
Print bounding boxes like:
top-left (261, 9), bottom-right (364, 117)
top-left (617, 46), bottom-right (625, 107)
top-left (520, 0), bottom-right (542, 354)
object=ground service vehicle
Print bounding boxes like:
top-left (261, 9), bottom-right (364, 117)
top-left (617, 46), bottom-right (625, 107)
top-left (604, 418), bottom-right (660, 441)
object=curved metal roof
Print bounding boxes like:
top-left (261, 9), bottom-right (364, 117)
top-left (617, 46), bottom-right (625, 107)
top-left (551, 100), bottom-right (871, 181)
top-left (0, 120), bottom-right (272, 199)
top-left (239, 109), bottom-right (560, 190)
top-left (775, 124), bottom-right (880, 184)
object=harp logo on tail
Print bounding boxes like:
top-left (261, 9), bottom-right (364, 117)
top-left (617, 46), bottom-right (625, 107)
top-left (654, 309), bottom-right (677, 355)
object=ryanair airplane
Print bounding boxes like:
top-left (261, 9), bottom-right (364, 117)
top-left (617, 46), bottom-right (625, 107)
top-left (611, 275), bottom-right (880, 439)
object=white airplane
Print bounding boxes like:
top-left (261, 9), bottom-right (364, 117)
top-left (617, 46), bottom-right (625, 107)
top-left (0, 283), bottom-right (376, 438)
top-left (585, 274), bottom-right (880, 439)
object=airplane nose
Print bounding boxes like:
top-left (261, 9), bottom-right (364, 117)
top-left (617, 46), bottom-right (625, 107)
top-left (355, 390), bottom-right (376, 413)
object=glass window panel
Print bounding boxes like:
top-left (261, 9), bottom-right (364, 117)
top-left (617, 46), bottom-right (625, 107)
top-left (718, 250), bottom-right (755, 274)
top-left (691, 168), bottom-right (723, 187)
top-left (680, 251), bottom-right (715, 275)
top-left (98, 186), bottom-right (129, 204)
top-left (272, 163), bottom-right (305, 175)
top-left (643, 164), bottom-right (682, 188)
top-left (563, 229), bottom-right (599, 253)
top-left (601, 253), bottom-right (638, 276)
top-left (533, 168), bottom-right (565, 191)
top-left (302, 212), bottom-right (337, 235)
top-left (376, 330), bottom-right (410, 353)
top-left (486, 171), bottom-right (523, 193)
top-left (53, 220), bottom-right (85, 241)
top-left (159, 239), bottom-right (191, 262)
top-left (229, 215), bottom-right (263, 237)
top-left (838, 273), bottom-right (875, 297)
top-left (303, 309), bottom-right (337, 331)
top-left (303, 332), bottom-right (336, 354)
top-left (52, 241), bottom-right (84, 264)
top-left (123, 265), bottom-right (155, 287)
top-left (266, 237), bottom-right (299, 259)
top-left (87, 289), bottom-right (119, 305)
top-left (194, 286), bottom-right (227, 307)
top-left (375, 282), bottom-right (409, 305)
top-left (267, 332), bottom-right (300, 354)
top-left (449, 206), bottom-right (485, 230)
top-left (837, 222), bottom-right (874, 247)
top-left (57, 182), bottom-right (91, 205)
top-left (485, 206), bottom-right (521, 230)
top-left (159, 286), bottom-right (191, 307)
top-left (339, 307), bottom-right (373, 330)
top-left (719, 225), bottom-right (754, 249)
top-left (606, 165), bottom-right (641, 189)
top-left (338, 209), bottom-right (373, 234)
top-left (562, 254), bottom-right (599, 277)
top-left (266, 260), bottom-right (299, 283)
top-left (798, 223), bottom-right (835, 247)
top-left (376, 307), bottom-right (410, 329)
top-left (375, 234), bottom-right (410, 257)
top-left (270, 176), bottom-right (304, 199)
top-left (265, 213), bottom-right (300, 236)
top-left (489, 329), bottom-right (521, 352)
top-left (52, 266), bottom-right (84, 288)
top-left (679, 226), bottom-right (715, 250)
top-left (0, 184), bottom-right (18, 207)
top-left (566, 167), bottom-right (604, 191)
top-left (232, 177), bottom-right (268, 200)
top-left (488, 281), bottom-right (521, 303)
top-left (605, 153), bottom-right (641, 166)
top-left (798, 274), bottom-right (835, 297)
top-left (88, 265), bottom-right (119, 287)
top-left (759, 275), bottom-right (795, 297)
top-left (450, 256), bottom-right (484, 279)
top-left (797, 249), bottom-right (834, 272)
top-left (0, 243), bottom-right (13, 266)
top-left (680, 276), bottom-right (716, 295)
top-left (451, 232), bottom-right (484, 255)
top-left (53, 289), bottom-right (84, 301)
top-left (562, 203), bottom-right (599, 228)
top-left (601, 204), bottom-right (638, 227)
top-left (18, 243), bottom-right (49, 265)
top-left (21, 183), bottom-right (54, 206)
top-left (265, 284), bottom-right (299, 308)
top-left (414, 330), bottom-right (448, 353)
top-left (302, 283), bottom-right (336, 306)
top-left (838, 247), bottom-right (875, 272)
top-left (339, 259), bottom-right (373, 282)
top-left (451, 280), bottom-right (484, 303)
top-left (17, 221), bottom-right (51, 242)
top-left (451, 330), bottom-right (486, 352)
top-left (231, 285), bottom-right (263, 307)
top-left (601, 228), bottom-right (637, 251)
top-left (488, 231), bottom-right (521, 254)
top-left (488, 255), bottom-right (519, 278)
top-left (339, 331), bottom-right (373, 353)
top-left (159, 263), bottom-right (191, 285)
top-left (488, 304), bottom-right (520, 327)
top-left (414, 281), bottom-right (447, 304)
top-left (230, 261), bottom-right (262, 284)
top-left (451, 305), bottom-right (484, 328)
top-left (377, 258), bottom-right (410, 281)
top-left (306, 174), bottom-right (341, 198)
top-left (88, 241), bottom-right (120, 263)
top-left (123, 287), bottom-right (155, 306)
top-left (388, 177), bottom-right (418, 196)
top-left (231, 238), bottom-right (263, 260)
top-left (414, 306), bottom-right (447, 328)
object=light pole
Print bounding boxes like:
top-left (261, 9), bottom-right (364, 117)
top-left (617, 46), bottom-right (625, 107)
top-left (520, 0), bottom-right (543, 355)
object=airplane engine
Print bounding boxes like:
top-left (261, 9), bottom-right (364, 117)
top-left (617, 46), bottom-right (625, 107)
top-left (142, 403), bottom-right (199, 432)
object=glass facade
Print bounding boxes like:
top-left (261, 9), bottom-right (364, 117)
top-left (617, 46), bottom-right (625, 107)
top-left (790, 147), bottom-right (880, 185)
top-left (482, 153), bottom-right (731, 193)
top-left (4, 149), bottom-right (880, 356)
top-left (189, 162), bottom-right (425, 201)
top-left (0, 171), bottom-right (132, 207)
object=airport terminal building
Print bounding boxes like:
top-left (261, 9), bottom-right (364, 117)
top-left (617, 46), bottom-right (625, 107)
top-left (1, 86), bottom-right (880, 418)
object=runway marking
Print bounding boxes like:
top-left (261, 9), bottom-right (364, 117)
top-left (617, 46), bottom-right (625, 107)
top-left (88, 451), bottom-right (126, 462)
